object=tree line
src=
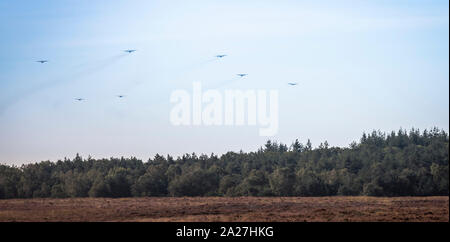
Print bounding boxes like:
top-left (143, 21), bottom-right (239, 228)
top-left (0, 128), bottom-right (448, 199)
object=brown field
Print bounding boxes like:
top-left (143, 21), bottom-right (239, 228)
top-left (0, 196), bottom-right (448, 222)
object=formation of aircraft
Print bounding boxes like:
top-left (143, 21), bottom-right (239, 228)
top-left (34, 51), bottom-right (298, 103)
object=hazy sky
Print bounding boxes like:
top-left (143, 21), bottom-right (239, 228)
top-left (0, 0), bottom-right (448, 165)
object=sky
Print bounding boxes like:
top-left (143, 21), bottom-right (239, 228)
top-left (0, 0), bottom-right (448, 165)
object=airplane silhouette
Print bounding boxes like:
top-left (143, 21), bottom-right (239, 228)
top-left (237, 74), bottom-right (248, 77)
top-left (117, 95), bottom-right (125, 98)
top-left (74, 98), bottom-right (84, 101)
top-left (288, 82), bottom-right (298, 86)
top-left (124, 50), bottom-right (136, 53)
top-left (36, 60), bottom-right (48, 63)
top-left (215, 55), bottom-right (227, 58)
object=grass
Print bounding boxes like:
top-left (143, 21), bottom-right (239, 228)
top-left (0, 196), bottom-right (447, 222)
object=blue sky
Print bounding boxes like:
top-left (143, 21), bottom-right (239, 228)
top-left (0, 0), bottom-right (448, 164)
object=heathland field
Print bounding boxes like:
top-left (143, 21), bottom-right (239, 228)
top-left (0, 196), bottom-right (447, 222)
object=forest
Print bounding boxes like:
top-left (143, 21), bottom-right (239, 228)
top-left (0, 128), bottom-right (448, 199)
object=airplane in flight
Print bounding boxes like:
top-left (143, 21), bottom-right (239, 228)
top-left (74, 98), bottom-right (85, 101)
top-left (124, 50), bottom-right (136, 53)
top-left (215, 55), bottom-right (227, 58)
top-left (237, 74), bottom-right (248, 77)
top-left (117, 95), bottom-right (125, 98)
top-left (288, 82), bottom-right (298, 86)
top-left (36, 60), bottom-right (48, 63)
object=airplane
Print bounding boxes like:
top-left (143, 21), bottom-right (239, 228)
top-left (74, 98), bottom-right (84, 101)
top-left (36, 60), bottom-right (48, 63)
top-left (215, 55), bottom-right (227, 58)
top-left (237, 74), bottom-right (248, 77)
top-left (288, 82), bottom-right (298, 86)
top-left (124, 50), bottom-right (136, 53)
top-left (117, 95), bottom-right (125, 98)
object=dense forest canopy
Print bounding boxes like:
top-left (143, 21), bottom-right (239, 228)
top-left (0, 128), bottom-right (448, 199)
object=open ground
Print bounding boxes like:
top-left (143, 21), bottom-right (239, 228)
top-left (0, 196), bottom-right (447, 222)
